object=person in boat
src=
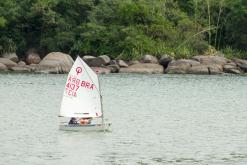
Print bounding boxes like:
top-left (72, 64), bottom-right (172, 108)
top-left (68, 117), bottom-right (78, 124)
top-left (79, 117), bottom-right (92, 125)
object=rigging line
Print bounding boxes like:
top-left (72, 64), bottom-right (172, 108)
top-left (78, 56), bottom-right (101, 96)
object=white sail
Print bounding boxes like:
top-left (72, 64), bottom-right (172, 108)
top-left (59, 57), bottom-right (102, 118)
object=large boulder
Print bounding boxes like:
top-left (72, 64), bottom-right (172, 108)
top-left (2, 52), bottom-right (19, 62)
top-left (141, 55), bottom-right (158, 64)
top-left (240, 65), bottom-right (247, 72)
top-left (232, 58), bottom-right (247, 72)
top-left (91, 67), bottom-right (111, 74)
top-left (36, 60), bottom-right (62, 74)
top-left (26, 52), bottom-right (41, 64)
top-left (0, 63), bottom-right (8, 71)
top-left (36, 52), bottom-right (74, 74)
top-left (225, 62), bottom-right (237, 67)
top-left (82, 55), bottom-right (96, 65)
top-left (188, 64), bottom-right (223, 75)
top-left (188, 65), bottom-right (209, 74)
top-left (208, 64), bottom-right (223, 74)
top-left (87, 55), bottom-right (111, 67)
top-left (119, 63), bottom-right (164, 74)
top-left (184, 59), bottom-right (201, 66)
top-left (10, 66), bottom-right (31, 73)
top-left (117, 60), bottom-right (128, 67)
top-left (192, 55), bottom-right (229, 66)
top-left (223, 64), bottom-right (241, 74)
top-left (165, 59), bottom-right (199, 74)
top-left (159, 55), bottom-right (173, 68)
top-left (0, 58), bottom-right (17, 68)
top-left (232, 58), bottom-right (247, 65)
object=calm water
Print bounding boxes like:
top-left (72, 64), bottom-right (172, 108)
top-left (0, 73), bottom-right (247, 165)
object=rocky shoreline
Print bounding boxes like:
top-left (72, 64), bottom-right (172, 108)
top-left (0, 52), bottom-right (246, 75)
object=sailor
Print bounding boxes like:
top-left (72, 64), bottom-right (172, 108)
top-left (79, 117), bottom-right (92, 125)
top-left (68, 117), bottom-right (78, 124)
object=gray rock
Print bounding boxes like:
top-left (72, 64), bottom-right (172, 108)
top-left (227, 68), bottom-right (241, 74)
top-left (82, 55), bottom-right (96, 65)
top-left (188, 65), bottom-right (209, 74)
top-left (0, 63), bottom-right (8, 71)
top-left (223, 64), bottom-right (241, 74)
top-left (18, 61), bottom-right (26, 66)
top-left (107, 64), bottom-right (120, 73)
top-left (119, 63), bottom-right (164, 74)
top-left (232, 58), bottom-right (247, 72)
top-left (0, 58), bottom-right (17, 68)
top-left (117, 60), bottom-right (128, 67)
top-left (165, 60), bottom-right (193, 74)
top-left (10, 66), bottom-right (31, 72)
top-left (192, 55), bottom-right (229, 65)
top-left (26, 53), bottom-right (41, 64)
top-left (159, 55), bottom-right (173, 68)
top-left (36, 52), bottom-right (74, 74)
top-left (208, 64), bottom-right (223, 74)
top-left (110, 60), bottom-right (117, 65)
top-left (91, 67), bottom-right (111, 74)
top-left (36, 60), bottom-right (61, 74)
top-left (128, 60), bottom-right (140, 66)
top-left (82, 55), bottom-right (95, 61)
top-left (181, 59), bottom-right (201, 66)
top-left (225, 62), bottom-right (237, 67)
top-left (232, 58), bottom-right (247, 65)
top-left (28, 64), bottom-right (38, 72)
top-left (2, 52), bottom-right (19, 62)
top-left (223, 64), bottom-right (236, 70)
top-left (88, 55), bottom-right (111, 67)
top-left (141, 55), bottom-right (158, 64)
top-left (239, 64), bottom-right (247, 72)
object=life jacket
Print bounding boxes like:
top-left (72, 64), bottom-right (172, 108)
top-left (79, 119), bottom-right (90, 125)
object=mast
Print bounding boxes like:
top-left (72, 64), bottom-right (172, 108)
top-left (97, 75), bottom-right (105, 131)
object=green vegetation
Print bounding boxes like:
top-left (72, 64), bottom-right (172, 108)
top-left (0, 0), bottom-right (246, 60)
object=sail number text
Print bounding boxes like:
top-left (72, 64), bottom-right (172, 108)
top-left (65, 75), bottom-right (95, 97)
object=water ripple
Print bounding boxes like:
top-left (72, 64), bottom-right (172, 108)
top-left (0, 74), bottom-right (247, 165)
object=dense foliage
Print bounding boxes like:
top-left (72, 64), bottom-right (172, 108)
top-left (0, 0), bottom-right (246, 59)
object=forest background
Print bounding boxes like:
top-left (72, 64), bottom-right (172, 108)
top-left (0, 0), bottom-right (246, 60)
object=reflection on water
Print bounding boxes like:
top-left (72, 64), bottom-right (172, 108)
top-left (0, 73), bottom-right (247, 165)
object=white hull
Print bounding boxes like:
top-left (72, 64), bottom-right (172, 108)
top-left (59, 122), bottom-right (111, 132)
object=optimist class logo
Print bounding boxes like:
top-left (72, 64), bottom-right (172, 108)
top-left (76, 67), bottom-right (83, 75)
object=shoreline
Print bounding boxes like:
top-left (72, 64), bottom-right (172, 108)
top-left (0, 52), bottom-right (246, 75)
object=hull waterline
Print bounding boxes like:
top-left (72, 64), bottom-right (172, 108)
top-left (59, 122), bottom-right (111, 132)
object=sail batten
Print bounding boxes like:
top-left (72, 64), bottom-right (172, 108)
top-left (59, 57), bottom-right (102, 118)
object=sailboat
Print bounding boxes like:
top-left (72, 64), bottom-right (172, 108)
top-left (59, 56), bottom-right (111, 131)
